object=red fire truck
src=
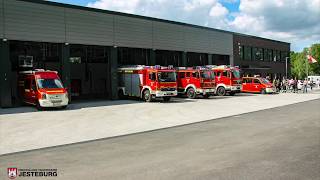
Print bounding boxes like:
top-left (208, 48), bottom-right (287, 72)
top-left (118, 65), bottom-right (177, 102)
top-left (207, 65), bottom-right (242, 96)
top-left (176, 67), bottom-right (215, 98)
top-left (18, 69), bottom-right (69, 110)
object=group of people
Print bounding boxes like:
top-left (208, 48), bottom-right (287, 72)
top-left (269, 77), bottom-right (320, 93)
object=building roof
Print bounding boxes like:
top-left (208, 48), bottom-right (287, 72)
top-left (20, 0), bottom-right (290, 45)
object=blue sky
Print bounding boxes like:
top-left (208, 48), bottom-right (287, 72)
top-left (49, 0), bottom-right (320, 52)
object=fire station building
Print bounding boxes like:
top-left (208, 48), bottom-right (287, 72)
top-left (0, 0), bottom-right (290, 108)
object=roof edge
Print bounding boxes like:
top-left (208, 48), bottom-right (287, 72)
top-left (19, 0), bottom-right (290, 45)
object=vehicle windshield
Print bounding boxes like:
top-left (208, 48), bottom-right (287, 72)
top-left (158, 72), bottom-right (176, 82)
top-left (37, 78), bottom-right (64, 89)
top-left (200, 71), bottom-right (214, 80)
top-left (261, 78), bottom-right (270, 84)
top-left (232, 70), bottom-right (240, 79)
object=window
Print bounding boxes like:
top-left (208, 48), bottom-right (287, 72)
top-left (243, 78), bottom-right (251, 83)
top-left (186, 72), bottom-right (191, 77)
top-left (180, 72), bottom-right (185, 78)
top-left (273, 50), bottom-right (280, 62)
top-left (37, 79), bottom-right (64, 89)
top-left (239, 45), bottom-right (244, 60)
top-left (158, 72), bottom-right (176, 82)
top-left (192, 72), bottom-right (199, 78)
top-left (268, 49), bottom-right (273, 61)
top-left (253, 47), bottom-right (263, 61)
top-left (31, 79), bottom-right (36, 91)
top-left (149, 73), bottom-right (156, 81)
top-left (254, 79), bottom-right (260, 84)
top-left (222, 71), bottom-right (228, 77)
top-left (281, 51), bottom-right (288, 62)
top-left (244, 46), bottom-right (252, 60)
top-left (276, 50), bottom-right (280, 62)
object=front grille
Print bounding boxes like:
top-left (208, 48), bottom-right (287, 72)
top-left (48, 94), bottom-right (64, 103)
top-left (161, 88), bottom-right (176, 91)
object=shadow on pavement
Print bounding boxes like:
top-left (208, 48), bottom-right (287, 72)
top-left (0, 97), bottom-right (195, 115)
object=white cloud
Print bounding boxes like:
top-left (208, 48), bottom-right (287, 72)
top-left (230, 0), bottom-right (320, 51)
top-left (87, 0), bottom-right (140, 13)
top-left (87, 0), bottom-right (320, 52)
top-left (209, 3), bottom-right (229, 17)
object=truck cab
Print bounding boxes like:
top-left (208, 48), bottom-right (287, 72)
top-left (176, 67), bottom-right (215, 98)
top-left (242, 76), bottom-right (275, 94)
top-left (118, 65), bottom-right (177, 102)
top-left (208, 65), bottom-right (241, 96)
top-left (18, 69), bottom-right (69, 110)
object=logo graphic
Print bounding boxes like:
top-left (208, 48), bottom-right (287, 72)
top-left (7, 168), bottom-right (18, 179)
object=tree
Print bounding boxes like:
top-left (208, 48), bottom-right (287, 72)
top-left (290, 43), bottom-right (320, 79)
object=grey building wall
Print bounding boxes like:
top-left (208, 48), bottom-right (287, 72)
top-left (185, 27), bottom-right (211, 53)
top-left (209, 30), bottom-right (233, 55)
top-left (66, 8), bottom-right (114, 46)
top-left (114, 15), bottom-right (153, 48)
top-left (4, 0), bottom-right (65, 43)
top-left (153, 21), bottom-right (186, 51)
top-left (3, 0), bottom-right (234, 56)
top-left (0, 0), bottom-right (3, 39)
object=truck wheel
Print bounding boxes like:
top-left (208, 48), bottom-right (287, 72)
top-left (216, 87), bottom-right (226, 96)
top-left (261, 89), bottom-right (266, 94)
top-left (36, 101), bottom-right (43, 111)
top-left (118, 90), bottom-right (125, 100)
top-left (163, 97), bottom-right (171, 102)
top-left (143, 89), bottom-right (152, 102)
top-left (60, 105), bottom-right (67, 110)
top-left (187, 88), bottom-right (196, 99)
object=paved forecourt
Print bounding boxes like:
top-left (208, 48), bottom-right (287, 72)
top-left (0, 91), bottom-right (319, 155)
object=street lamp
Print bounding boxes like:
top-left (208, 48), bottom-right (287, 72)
top-left (285, 57), bottom-right (289, 78)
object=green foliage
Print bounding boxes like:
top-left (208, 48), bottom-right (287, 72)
top-left (290, 43), bottom-right (320, 79)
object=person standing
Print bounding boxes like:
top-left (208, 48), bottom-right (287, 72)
top-left (293, 77), bottom-right (298, 93)
top-left (303, 79), bottom-right (308, 93)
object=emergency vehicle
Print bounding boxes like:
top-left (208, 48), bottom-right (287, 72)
top-left (242, 76), bottom-right (275, 94)
top-left (18, 69), bottom-right (69, 110)
top-left (118, 65), bottom-right (177, 102)
top-left (176, 67), bottom-right (215, 98)
top-left (207, 65), bottom-right (242, 96)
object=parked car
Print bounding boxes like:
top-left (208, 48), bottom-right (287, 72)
top-left (242, 77), bottom-right (275, 94)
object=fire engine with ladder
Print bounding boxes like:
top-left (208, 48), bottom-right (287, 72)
top-left (176, 66), bottom-right (215, 98)
top-left (117, 65), bottom-right (177, 102)
top-left (207, 65), bottom-right (242, 96)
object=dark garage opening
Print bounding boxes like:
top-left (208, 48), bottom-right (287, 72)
top-left (212, 54), bottom-right (230, 65)
top-left (69, 44), bottom-right (110, 100)
top-left (187, 52), bottom-right (208, 66)
top-left (9, 40), bottom-right (62, 106)
top-left (118, 47), bottom-right (150, 66)
top-left (155, 50), bottom-right (181, 67)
